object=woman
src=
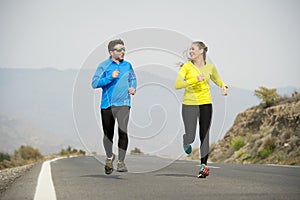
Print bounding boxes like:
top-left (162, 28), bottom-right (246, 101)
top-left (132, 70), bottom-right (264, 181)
top-left (174, 41), bottom-right (228, 178)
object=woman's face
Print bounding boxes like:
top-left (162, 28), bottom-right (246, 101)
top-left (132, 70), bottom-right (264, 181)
top-left (189, 43), bottom-right (203, 60)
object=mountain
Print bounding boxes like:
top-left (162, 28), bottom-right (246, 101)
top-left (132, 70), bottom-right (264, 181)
top-left (208, 93), bottom-right (300, 165)
top-left (0, 68), bottom-right (297, 157)
top-left (0, 114), bottom-right (64, 154)
top-left (0, 68), bottom-right (82, 154)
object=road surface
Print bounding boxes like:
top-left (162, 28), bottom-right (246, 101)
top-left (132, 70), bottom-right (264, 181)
top-left (1, 155), bottom-right (299, 200)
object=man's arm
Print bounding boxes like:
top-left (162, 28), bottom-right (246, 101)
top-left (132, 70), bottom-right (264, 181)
top-left (91, 65), bottom-right (114, 89)
top-left (128, 66), bottom-right (137, 94)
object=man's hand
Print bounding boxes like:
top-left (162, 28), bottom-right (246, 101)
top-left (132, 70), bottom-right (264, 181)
top-left (112, 70), bottom-right (120, 78)
top-left (128, 87), bottom-right (136, 95)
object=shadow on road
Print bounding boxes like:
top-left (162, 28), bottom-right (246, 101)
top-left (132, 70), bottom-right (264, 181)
top-left (155, 173), bottom-right (195, 178)
top-left (80, 174), bottom-right (125, 180)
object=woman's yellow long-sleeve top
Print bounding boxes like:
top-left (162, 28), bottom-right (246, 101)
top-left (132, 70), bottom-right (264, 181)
top-left (174, 61), bottom-right (227, 105)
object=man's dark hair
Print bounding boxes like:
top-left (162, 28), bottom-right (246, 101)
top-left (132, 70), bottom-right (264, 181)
top-left (108, 39), bottom-right (124, 52)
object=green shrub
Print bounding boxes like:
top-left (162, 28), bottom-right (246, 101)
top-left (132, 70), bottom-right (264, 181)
top-left (264, 137), bottom-right (276, 150)
top-left (0, 152), bottom-right (11, 162)
top-left (210, 157), bottom-right (217, 162)
top-left (59, 146), bottom-right (85, 156)
top-left (254, 86), bottom-right (280, 107)
top-left (78, 150), bottom-right (86, 155)
top-left (231, 136), bottom-right (245, 151)
top-left (130, 147), bottom-right (144, 155)
top-left (14, 145), bottom-right (43, 161)
top-left (257, 137), bottom-right (276, 159)
top-left (258, 148), bottom-right (273, 159)
top-left (59, 149), bottom-right (69, 156)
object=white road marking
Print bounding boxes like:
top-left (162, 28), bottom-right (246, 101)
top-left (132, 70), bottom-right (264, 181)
top-left (265, 164), bottom-right (300, 168)
top-left (34, 157), bottom-right (63, 200)
top-left (196, 164), bottom-right (220, 169)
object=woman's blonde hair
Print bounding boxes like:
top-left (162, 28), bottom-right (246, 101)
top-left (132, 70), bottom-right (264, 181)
top-left (179, 41), bottom-right (208, 67)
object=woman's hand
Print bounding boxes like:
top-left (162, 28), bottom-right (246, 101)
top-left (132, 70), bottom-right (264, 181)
top-left (222, 86), bottom-right (228, 96)
top-left (197, 73), bottom-right (205, 82)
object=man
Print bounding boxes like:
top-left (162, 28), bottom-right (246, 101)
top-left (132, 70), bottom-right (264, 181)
top-left (92, 39), bottom-right (137, 174)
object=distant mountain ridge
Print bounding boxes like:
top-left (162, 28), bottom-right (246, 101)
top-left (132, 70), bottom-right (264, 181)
top-left (0, 68), bottom-right (298, 156)
top-left (0, 114), bottom-right (64, 154)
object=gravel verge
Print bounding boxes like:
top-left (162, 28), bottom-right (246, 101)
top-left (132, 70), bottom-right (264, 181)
top-left (0, 164), bottom-right (35, 194)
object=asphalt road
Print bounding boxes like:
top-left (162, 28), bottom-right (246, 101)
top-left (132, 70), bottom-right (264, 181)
top-left (1, 155), bottom-right (300, 200)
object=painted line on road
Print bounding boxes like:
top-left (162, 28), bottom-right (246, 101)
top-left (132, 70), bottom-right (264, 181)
top-left (178, 159), bottom-right (221, 169)
top-left (265, 164), bottom-right (300, 168)
top-left (196, 164), bottom-right (220, 169)
top-left (34, 157), bottom-right (63, 200)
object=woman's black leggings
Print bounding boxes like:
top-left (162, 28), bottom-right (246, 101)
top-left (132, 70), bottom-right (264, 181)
top-left (101, 106), bottom-right (130, 161)
top-left (182, 104), bottom-right (212, 165)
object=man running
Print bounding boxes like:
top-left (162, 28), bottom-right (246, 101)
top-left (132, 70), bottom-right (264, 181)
top-left (92, 39), bottom-right (137, 174)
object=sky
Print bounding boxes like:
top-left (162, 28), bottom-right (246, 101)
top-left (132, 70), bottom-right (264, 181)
top-left (0, 0), bottom-right (299, 90)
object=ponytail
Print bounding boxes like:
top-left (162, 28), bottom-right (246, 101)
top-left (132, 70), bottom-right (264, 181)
top-left (179, 41), bottom-right (208, 67)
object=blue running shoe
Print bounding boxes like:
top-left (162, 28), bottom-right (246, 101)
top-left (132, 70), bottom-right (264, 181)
top-left (183, 144), bottom-right (192, 154)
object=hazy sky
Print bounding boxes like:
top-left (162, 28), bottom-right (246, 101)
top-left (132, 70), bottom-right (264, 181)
top-left (0, 0), bottom-right (299, 90)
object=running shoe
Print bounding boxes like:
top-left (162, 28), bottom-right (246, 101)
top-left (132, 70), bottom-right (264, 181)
top-left (104, 154), bottom-right (115, 174)
top-left (183, 144), bottom-right (192, 154)
top-left (198, 164), bottom-right (210, 178)
top-left (117, 161), bottom-right (128, 172)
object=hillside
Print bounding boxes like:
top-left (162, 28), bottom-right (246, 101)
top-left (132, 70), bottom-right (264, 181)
top-left (0, 114), bottom-right (64, 154)
top-left (207, 93), bottom-right (300, 165)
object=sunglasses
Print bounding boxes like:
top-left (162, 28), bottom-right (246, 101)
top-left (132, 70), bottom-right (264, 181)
top-left (112, 47), bottom-right (126, 52)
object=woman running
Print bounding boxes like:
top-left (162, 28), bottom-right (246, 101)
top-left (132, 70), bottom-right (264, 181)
top-left (174, 41), bottom-right (228, 178)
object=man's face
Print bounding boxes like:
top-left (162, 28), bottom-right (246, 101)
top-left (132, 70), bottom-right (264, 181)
top-left (110, 44), bottom-right (125, 61)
